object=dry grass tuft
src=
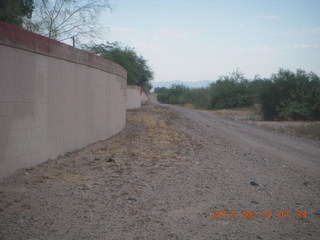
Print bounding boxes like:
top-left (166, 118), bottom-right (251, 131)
top-left (207, 107), bottom-right (320, 141)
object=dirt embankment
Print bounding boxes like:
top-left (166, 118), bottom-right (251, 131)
top-left (1, 103), bottom-right (320, 240)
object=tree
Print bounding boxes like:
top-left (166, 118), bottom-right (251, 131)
top-left (191, 87), bottom-right (212, 109)
top-left (86, 42), bottom-right (154, 92)
top-left (155, 84), bottom-right (193, 105)
top-left (23, 0), bottom-right (111, 44)
top-left (249, 76), bottom-right (271, 104)
top-left (209, 70), bottom-right (254, 109)
top-left (154, 87), bottom-right (170, 104)
top-left (260, 69), bottom-right (320, 120)
top-left (0, 0), bottom-right (34, 27)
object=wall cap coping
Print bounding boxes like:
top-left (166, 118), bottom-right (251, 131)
top-left (0, 22), bottom-right (127, 79)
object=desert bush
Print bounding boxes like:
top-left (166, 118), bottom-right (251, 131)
top-left (155, 85), bottom-right (193, 105)
top-left (85, 42), bottom-right (154, 92)
top-left (260, 69), bottom-right (320, 120)
top-left (155, 69), bottom-right (320, 121)
top-left (209, 70), bottom-right (254, 109)
top-left (190, 87), bottom-right (212, 109)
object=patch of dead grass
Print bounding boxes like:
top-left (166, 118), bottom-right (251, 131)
top-left (248, 120), bottom-right (320, 141)
top-left (127, 106), bottom-right (195, 159)
top-left (207, 106), bottom-right (262, 121)
top-left (206, 107), bottom-right (320, 141)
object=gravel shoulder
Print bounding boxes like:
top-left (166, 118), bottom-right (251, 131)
top-left (1, 102), bottom-right (320, 240)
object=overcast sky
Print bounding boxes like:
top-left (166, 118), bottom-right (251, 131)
top-left (100, 0), bottom-right (320, 82)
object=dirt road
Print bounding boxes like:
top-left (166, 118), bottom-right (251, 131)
top-left (1, 103), bottom-right (320, 240)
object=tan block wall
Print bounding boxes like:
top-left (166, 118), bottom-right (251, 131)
top-left (126, 85), bottom-right (141, 109)
top-left (0, 22), bottom-right (127, 178)
top-left (141, 92), bottom-right (149, 104)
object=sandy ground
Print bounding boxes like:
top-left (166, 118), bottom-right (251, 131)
top-left (1, 102), bottom-right (320, 240)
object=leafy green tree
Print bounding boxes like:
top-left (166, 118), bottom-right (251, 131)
top-left (154, 87), bottom-right (167, 94)
top-left (190, 87), bottom-right (212, 109)
top-left (155, 84), bottom-right (193, 105)
top-left (249, 76), bottom-right (271, 104)
top-left (209, 70), bottom-right (254, 109)
top-left (167, 84), bottom-right (192, 104)
top-left (260, 69), bottom-right (320, 120)
top-left (141, 81), bottom-right (153, 93)
top-left (86, 42), bottom-right (154, 92)
top-left (154, 87), bottom-right (170, 104)
top-left (0, 0), bottom-right (34, 26)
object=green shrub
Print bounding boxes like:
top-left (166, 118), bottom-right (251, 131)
top-left (155, 85), bottom-right (193, 105)
top-left (190, 88), bottom-right (212, 109)
top-left (85, 42), bottom-right (154, 92)
top-left (260, 69), bottom-right (320, 120)
top-left (209, 70), bottom-right (254, 109)
top-left (155, 69), bottom-right (320, 121)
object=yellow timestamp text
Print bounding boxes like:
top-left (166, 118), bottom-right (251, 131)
top-left (211, 210), bottom-right (308, 220)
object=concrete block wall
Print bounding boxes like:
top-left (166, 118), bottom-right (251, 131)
top-left (126, 85), bottom-right (142, 109)
top-left (0, 22), bottom-right (127, 179)
top-left (141, 91), bottom-right (148, 104)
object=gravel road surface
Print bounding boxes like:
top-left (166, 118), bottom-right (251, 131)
top-left (1, 102), bottom-right (319, 240)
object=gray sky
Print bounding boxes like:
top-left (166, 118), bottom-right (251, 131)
top-left (99, 0), bottom-right (320, 82)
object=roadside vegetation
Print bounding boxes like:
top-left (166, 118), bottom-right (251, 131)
top-left (0, 0), bottom-right (34, 27)
top-left (85, 42), bottom-right (154, 92)
top-left (155, 69), bottom-right (320, 121)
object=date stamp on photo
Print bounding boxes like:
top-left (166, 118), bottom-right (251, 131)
top-left (211, 210), bottom-right (308, 220)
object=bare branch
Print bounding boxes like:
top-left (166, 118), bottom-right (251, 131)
top-left (24, 0), bottom-right (111, 43)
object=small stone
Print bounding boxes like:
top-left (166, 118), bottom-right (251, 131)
top-left (206, 125), bottom-right (210, 127)
top-left (250, 181), bottom-right (259, 186)
top-left (303, 181), bottom-right (309, 186)
top-left (94, 158), bottom-right (100, 161)
top-left (128, 197), bottom-right (137, 201)
top-left (251, 200), bottom-right (259, 204)
top-left (107, 157), bottom-right (115, 162)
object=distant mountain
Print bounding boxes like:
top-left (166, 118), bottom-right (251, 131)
top-left (151, 80), bottom-right (214, 90)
